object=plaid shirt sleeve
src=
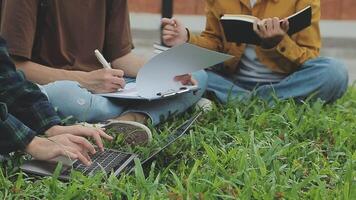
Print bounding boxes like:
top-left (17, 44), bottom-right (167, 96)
top-left (0, 37), bottom-right (61, 138)
top-left (0, 102), bottom-right (36, 154)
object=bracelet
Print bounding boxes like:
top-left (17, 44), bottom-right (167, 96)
top-left (47, 138), bottom-right (73, 163)
top-left (185, 28), bottom-right (191, 42)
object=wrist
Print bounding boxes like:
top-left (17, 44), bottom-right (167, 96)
top-left (45, 125), bottom-right (63, 137)
top-left (69, 70), bottom-right (89, 87)
top-left (25, 136), bottom-right (42, 155)
top-left (261, 35), bottom-right (284, 49)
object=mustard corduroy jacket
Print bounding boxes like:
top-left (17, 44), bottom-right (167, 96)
top-left (189, 0), bottom-right (321, 74)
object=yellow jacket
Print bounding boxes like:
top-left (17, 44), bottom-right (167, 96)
top-left (189, 0), bottom-right (321, 74)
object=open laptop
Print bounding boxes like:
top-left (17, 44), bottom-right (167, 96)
top-left (20, 112), bottom-right (201, 181)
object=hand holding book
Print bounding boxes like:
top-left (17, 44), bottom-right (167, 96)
top-left (220, 6), bottom-right (312, 46)
top-left (253, 17), bottom-right (290, 49)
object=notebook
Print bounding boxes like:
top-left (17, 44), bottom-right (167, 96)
top-left (20, 112), bottom-right (201, 181)
top-left (220, 5), bottom-right (312, 45)
top-left (153, 43), bottom-right (170, 54)
top-left (98, 43), bottom-right (233, 100)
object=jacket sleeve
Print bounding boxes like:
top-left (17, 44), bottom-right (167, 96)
top-left (188, 1), bottom-right (224, 52)
top-left (0, 38), bottom-right (61, 134)
top-left (0, 102), bottom-right (36, 154)
top-left (258, 0), bottom-right (321, 72)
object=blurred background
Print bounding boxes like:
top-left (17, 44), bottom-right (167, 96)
top-left (128, 0), bottom-right (356, 84)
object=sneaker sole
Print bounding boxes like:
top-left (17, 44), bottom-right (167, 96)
top-left (103, 120), bottom-right (153, 145)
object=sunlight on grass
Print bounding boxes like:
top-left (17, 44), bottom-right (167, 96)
top-left (1, 87), bottom-right (355, 199)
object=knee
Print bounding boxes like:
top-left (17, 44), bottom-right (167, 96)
top-left (84, 104), bottom-right (122, 123)
top-left (318, 58), bottom-right (349, 91)
top-left (43, 81), bottom-right (82, 98)
top-left (309, 57), bottom-right (349, 102)
top-left (43, 81), bottom-right (121, 122)
top-left (192, 70), bottom-right (208, 90)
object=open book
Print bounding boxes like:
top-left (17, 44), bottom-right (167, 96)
top-left (220, 5), bottom-right (312, 45)
top-left (98, 43), bottom-right (232, 100)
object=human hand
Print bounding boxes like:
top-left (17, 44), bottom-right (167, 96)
top-left (253, 17), bottom-right (289, 49)
top-left (81, 68), bottom-right (126, 93)
top-left (46, 125), bottom-right (113, 152)
top-left (174, 74), bottom-right (197, 86)
top-left (161, 18), bottom-right (188, 47)
top-left (25, 135), bottom-right (96, 166)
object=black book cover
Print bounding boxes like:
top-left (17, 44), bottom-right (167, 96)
top-left (220, 6), bottom-right (312, 45)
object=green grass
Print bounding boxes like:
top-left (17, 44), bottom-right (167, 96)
top-left (1, 87), bottom-right (356, 200)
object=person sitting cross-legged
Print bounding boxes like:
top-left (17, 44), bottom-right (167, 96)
top-left (161, 0), bottom-right (348, 104)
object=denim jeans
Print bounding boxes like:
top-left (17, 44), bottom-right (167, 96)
top-left (39, 70), bottom-right (208, 125)
top-left (206, 57), bottom-right (349, 104)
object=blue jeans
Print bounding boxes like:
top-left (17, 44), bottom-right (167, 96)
top-left (40, 70), bottom-right (208, 125)
top-left (207, 57), bottom-right (349, 104)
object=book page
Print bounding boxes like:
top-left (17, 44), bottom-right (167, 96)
top-left (98, 82), bottom-right (143, 99)
top-left (221, 14), bottom-right (258, 23)
top-left (286, 5), bottom-right (311, 20)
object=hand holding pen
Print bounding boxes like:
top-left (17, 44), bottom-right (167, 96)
top-left (77, 50), bottom-right (126, 93)
top-left (95, 49), bottom-right (112, 69)
top-left (161, 18), bottom-right (188, 47)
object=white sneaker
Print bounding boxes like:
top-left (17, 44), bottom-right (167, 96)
top-left (195, 98), bottom-right (213, 112)
top-left (79, 121), bottom-right (152, 146)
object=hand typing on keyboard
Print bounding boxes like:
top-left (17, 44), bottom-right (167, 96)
top-left (45, 125), bottom-right (113, 152)
top-left (26, 134), bottom-right (96, 166)
top-left (72, 148), bottom-right (133, 176)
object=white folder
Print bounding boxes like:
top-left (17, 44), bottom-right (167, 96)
top-left (98, 43), bottom-right (233, 100)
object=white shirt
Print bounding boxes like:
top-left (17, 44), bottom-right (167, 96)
top-left (234, 0), bottom-right (286, 83)
top-left (250, 0), bottom-right (257, 7)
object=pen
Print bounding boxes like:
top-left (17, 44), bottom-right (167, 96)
top-left (94, 49), bottom-right (112, 69)
top-left (95, 49), bottom-right (125, 91)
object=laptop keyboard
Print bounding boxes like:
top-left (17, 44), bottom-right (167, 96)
top-left (71, 149), bottom-right (134, 176)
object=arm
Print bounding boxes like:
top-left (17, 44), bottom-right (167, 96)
top-left (0, 106), bottom-right (96, 166)
top-left (0, 0), bottom-right (66, 85)
top-left (161, 1), bottom-right (224, 51)
top-left (1, 0), bottom-right (124, 93)
top-left (0, 106), bottom-right (94, 166)
top-left (0, 0), bottom-right (83, 85)
top-left (13, 58), bottom-right (125, 93)
top-left (103, 0), bottom-right (143, 77)
top-left (0, 39), bottom-right (61, 133)
top-left (13, 59), bottom-right (88, 85)
top-left (0, 103), bottom-right (36, 154)
top-left (0, 38), bottom-right (113, 154)
top-left (111, 52), bottom-right (146, 78)
top-left (188, 2), bottom-right (224, 51)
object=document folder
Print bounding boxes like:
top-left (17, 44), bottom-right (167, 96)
top-left (98, 43), bottom-right (233, 100)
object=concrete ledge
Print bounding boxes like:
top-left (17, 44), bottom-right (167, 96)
top-left (130, 13), bottom-right (356, 39)
top-left (320, 20), bottom-right (356, 39)
top-left (130, 13), bottom-right (205, 32)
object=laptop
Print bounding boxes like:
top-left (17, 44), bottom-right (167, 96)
top-left (20, 112), bottom-right (201, 181)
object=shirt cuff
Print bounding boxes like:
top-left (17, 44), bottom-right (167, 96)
top-left (31, 101), bottom-right (62, 134)
top-left (0, 111), bottom-right (36, 153)
top-left (274, 35), bottom-right (297, 59)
